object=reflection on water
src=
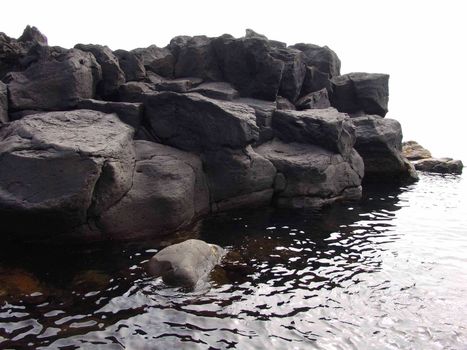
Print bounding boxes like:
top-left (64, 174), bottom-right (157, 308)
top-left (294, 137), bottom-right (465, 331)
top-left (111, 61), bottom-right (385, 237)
top-left (1, 173), bottom-right (466, 349)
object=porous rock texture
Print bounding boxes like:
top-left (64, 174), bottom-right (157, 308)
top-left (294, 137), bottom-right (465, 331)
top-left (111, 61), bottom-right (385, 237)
top-left (0, 26), bottom-right (419, 241)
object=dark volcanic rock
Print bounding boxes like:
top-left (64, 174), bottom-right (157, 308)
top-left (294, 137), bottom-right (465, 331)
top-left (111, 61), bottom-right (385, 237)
top-left (147, 239), bottom-right (223, 287)
top-left (271, 47), bottom-right (306, 102)
top-left (77, 99), bottom-right (143, 130)
top-left (0, 81), bottom-right (7, 123)
top-left (18, 25), bottom-right (47, 45)
top-left (290, 43), bottom-right (341, 77)
top-left (213, 35), bottom-right (284, 101)
top-left (153, 78), bottom-right (193, 93)
top-left (6, 49), bottom-right (102, 111)
top-left (276, 96), bottom-right (296, 110)
top-left (132, 45), bottom-right (175, 78)
top-left (98, 141), bottom-right (209, 238)
top-left (144, 92), bottom-right (258, 152)
top-left (256, 140), bottom-right (363, 208)
top-left (414, 158), bottom-right (463, 175)
top-left (117, 81), bottom-right (154, 102)
top-left (202, 146), bottom-right (276, 211)
top-left (402, 140), bottom-right (432, 160)
top-left (75, 44), bottom-right (125, 98)
top-left (300, 66), bottom-right (332, 96)
top-left (0, 110), bottom-right (135, 237)
top-left (295, 88), bottom-right (331, 110)
top-left (190, 82), bottom-right (239, 101)
top-left (352, 115), bottom-right (418, 182)
top-left (331, 73), bottom-right (389, 117)
top-left (114, 49), bottom-right (146, 81)
top-left (272, 108), bottom-right (355, 157)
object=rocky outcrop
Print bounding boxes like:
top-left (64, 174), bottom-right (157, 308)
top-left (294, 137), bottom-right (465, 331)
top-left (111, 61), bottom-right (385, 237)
top-left (300, 66), bottom-right (332, 97)
top-left (0, 81), bottom-right (7, 123)
top-left (132, 45), bottom-right (175, 78)
top-left (113, 49), bottom-right (146, 82)
top-left (402, 140), bottom-right (432, 160)
top-left (414, 158), bottom-right (463, 175)
top-left (270, 47), bottom-right (306, 102)
top-left (295, 88), bottom-right (330, 110)
top-left (290, 43), bottom-right (341, 77)
top-left (352, 115), bottom-right (418, 182)
top-left (189, 82), bottom-right (239, 101)
top-left (147, 239), bottom-right (224, 288)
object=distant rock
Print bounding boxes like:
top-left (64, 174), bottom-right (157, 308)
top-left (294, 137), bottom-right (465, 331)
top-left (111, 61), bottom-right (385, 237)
top-left (147, 239), bottom-right (224, 288)
top-left (402, 140), bottom-right (432, 160)
top-left (414, 158), bottom-right (463, 175)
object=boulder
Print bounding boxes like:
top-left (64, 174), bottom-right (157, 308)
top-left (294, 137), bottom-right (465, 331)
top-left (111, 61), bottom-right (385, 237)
top-left (153, 78), bottom-right (193, 93)
top-left (331, 72), bottom-right (389, 117)
top-left (300, 66), bottom-right (332, 96)
top-left (170, 36), bottom-right (222, 81)
top-left (245, 29), bottom-right (286, 48)
top-left (113, 49), bottom-right (146, 81)
top-left (213, 35), bottom-right (284, 100)
top-left (144, 92), bottom-right (259, 152)
top-left (75, 44), bottom-right (125, 98)
top-left (18, 25), bottom-right (48, 45)
top-left (98, 141), bottom-right (209, 238)
top-left (402, 140), bottom-right (432, 160)
top-left (295, 88), bottom-right (331, 110)
top-left (0, 110), bottom-right (135, 237)
top-left (272, 108), bottom-right (356, 157)
top-left (147, 239), bottom-right (224, 288)
top-left (202, 146), bottom-right (276, 211)
top-left (414, 158), bottom-right (463, 175)
top-left (189, 82), bottom-right (239, 101)
top-left (132, 45), bottom-right (175, 78)
top-left (352, 115), bottom-right (418, 182)
top-left (290, 43), bottom-right (341, 77)
top-left (276, 96), bottom-right (296, 110)
top-left (6, 49), bottom-right (102, 111)
top-left (0, 82), bottom-right (7, 123)
top-left (117, 81), bottom-right (154, 102)
top-left (77, 99), bottom-right (143, 130)
top-left (256, 140), bottom-right (363, 208)
top-left (270, 47), bottom-right (306, 102)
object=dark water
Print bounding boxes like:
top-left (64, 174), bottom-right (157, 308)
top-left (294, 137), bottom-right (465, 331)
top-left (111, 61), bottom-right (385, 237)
top-left (1, 172), bottom-right (466, 349)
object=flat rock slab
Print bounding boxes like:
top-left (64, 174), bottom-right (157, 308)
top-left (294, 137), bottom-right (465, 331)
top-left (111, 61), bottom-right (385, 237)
top-left (190, 82), bottom-right (239, 101)
top-left (402, 140), bottom-right (432, 160)
top-left (414, 158), bottom-right (463, 175)
top-left (147, 239), bottom-right (224, 288)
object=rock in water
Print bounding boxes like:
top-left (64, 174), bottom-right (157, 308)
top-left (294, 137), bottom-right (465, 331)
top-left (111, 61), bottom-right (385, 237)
top-left (147, 239), bottom-right (224, 287)
top-left (402, 140), bottom-right (432, 160)
top-left (414, 158), bottom-right (463, 175)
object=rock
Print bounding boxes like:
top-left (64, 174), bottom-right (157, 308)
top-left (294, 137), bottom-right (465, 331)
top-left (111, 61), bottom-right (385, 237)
top-left (270, 47), bottom-right (306, 102)
top-left (144, 92), bottom-right (259, 152)
top-left (295, 88), bottom-right (331, 110)
top-left (6, 49), bottom-right (102, 111)
top-left (98, 141), bottom-right (209, 238)
top-left (114, 49), bottom-right (146, 81)
top-left (8, 109), bottom-right (45, 121)
top-left (75, 44), bottom-right (125, 98)
top-left (132, 45), bottom-right (175, 78)
top-left (256, 140), bottom-right (363, 208)
top-left (202, 146), bottom-right (276, 211)
top-left (402, 140), bottom-right (432, 160)
top-left (234, 97), bottom-right (277, 143)
top-left (0, 110), bottom-right (135, 237)
top-left (290, 43), bottom-right (341, 77)
top-left (300, 66), bottom-right (332, 96)
top-left (189, 82), bottom-right (239, 101)
top-left (170, 36), bottom-right (222, 81)
top-left (276, 96), bottom-right (296, 110)
top-left (352, 115), bottom-right (418, 182)
top-left (117, 81), bottom-right (154, 102)
top-left (331, 72), bottom-right (389, 117)
top-left (154, 78), bottom-right (193, 93)
top-left (18, 25), bottom-right (48, 45)
top-left (147, 239), bottom-right (224, 288)
top-left (272, 108), bottom-right (356, 157)
top-left (213, 35), bottom-right (284, 100)
top-left (414, 158), bottom-right (463, 175)
top-left (77, 99), bottom-right (143, 130)
top-left (0, 81), bottom-right (7, 123)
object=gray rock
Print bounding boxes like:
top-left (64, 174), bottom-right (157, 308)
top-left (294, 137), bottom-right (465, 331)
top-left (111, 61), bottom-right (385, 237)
top-left (132, 45), bottom-right (175, 78)
top-left (256, 140), bottom-right (363, 208)
top-left (144, 92), bottom-right (259, 152)
top-left (300, 66), bottom-right (332, 96)
top-left (331, 72), bottom-right (389, 117)
top-left (276, 96), bottom-right (296, 110)
top-left (414, 158), bottom-right (463, 175)
top-left (290, 43), bottom-right (341, 77)
top-left (213, 35), bottom-right (284, 101)
top-left (272, 108), bottom-right (356, 157)
top-left (147, 239), bottom-right (224, 287)
top-left (18, 25), bottom-right (48, 45)
top-left (295, 88), bottom-right (331, 110)
top-left (402, 140), bottom-right (432, 160)
top-left (75, 44), bottom-right (125, 98)
top-left (352, 115), bottom-right (418, 182)
top-left (6, 49), bottom-right (102, 111)
top-left (271, 48), bottom-right (306, 102)
top-left (202, 146), bottom-right (276, 211)
top-left (0, 110), bottom-right (135, 236)
top-left (98, 141), bottom-right (209, 238)
top-left (190, 82), bottom-right (239, 101)
top-left (77, 99), bottom-right (143, 130)
top-left (0, 82), bottom-right (7, 123)
top-left (9, 109), bottom-right (46, 121)
top-left (117, 81), bottom-right (154, 102)
top-left (153, 78), bottom-right (193, 93)
top-left (114, 49), bottom-right (146, 81)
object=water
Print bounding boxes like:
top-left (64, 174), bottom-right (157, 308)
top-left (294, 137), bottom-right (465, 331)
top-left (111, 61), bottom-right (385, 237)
top-left (1, 172), bottom-right (466, 349)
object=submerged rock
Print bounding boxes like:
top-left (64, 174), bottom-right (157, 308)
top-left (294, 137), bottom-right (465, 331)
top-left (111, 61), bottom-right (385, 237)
top-left (414, 158), bottom-right (463, 175)
top-left (147, 239), bottom-right (224, 287)
top-left (402, 140), bottom-right (432, 160)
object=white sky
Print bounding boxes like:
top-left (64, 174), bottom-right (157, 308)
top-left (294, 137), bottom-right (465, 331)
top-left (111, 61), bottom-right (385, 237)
top-left (3, 0), bottom-right (467, 161)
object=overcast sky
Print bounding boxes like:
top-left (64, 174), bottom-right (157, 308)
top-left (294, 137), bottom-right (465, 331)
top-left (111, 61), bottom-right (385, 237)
top-left (3, 0), bottom-right (466, 161)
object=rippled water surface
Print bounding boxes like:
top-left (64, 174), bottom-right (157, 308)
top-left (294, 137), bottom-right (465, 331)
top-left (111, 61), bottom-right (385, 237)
top-left (1, 172), bottom-right (466, 349)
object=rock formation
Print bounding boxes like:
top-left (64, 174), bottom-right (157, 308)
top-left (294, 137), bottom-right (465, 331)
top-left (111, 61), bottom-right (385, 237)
top-left (0, 26), bottom-right (420, 241)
